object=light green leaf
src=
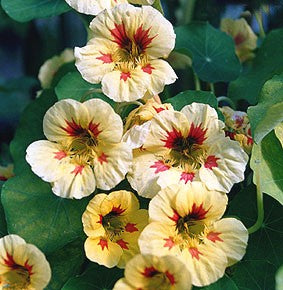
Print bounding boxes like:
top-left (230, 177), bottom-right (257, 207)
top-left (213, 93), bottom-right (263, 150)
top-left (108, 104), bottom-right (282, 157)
top-left (275, 123), bottom-right (283, 148)
top-left (1, 0), bottom-right (70, 22)
top-left (248, 74), bottom-right (283, 144)
top-left (228, 28), bottom-right (283, 104)
top-left (174, 22), bottom-right (241, 83)
top-left (1, 170), bottom-right (90, 255)
top-left (250, 131), bottom-right (283, 205)
top-left (0, 181), bottom-right (7, 237)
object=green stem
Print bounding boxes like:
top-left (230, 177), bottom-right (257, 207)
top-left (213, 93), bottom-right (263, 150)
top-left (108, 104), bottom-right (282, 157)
top-left (182, 0), bottom-right (197, 24)
top-left (217, 96), bottom-right (236, 109)
top-left (209, 82), bottom-right (215, 94)
top-left (194, 73), bottom-right (201, 90)
top-left (115, 101), bottom-right (143, 115)
top-left (254, 10), bottom-right (266, 38)
top-left (248, 163), bottom-right (264, 234)
top-left (152, 0), bottom-right (164, 15)
top-left (80, 88), bottom-right (103, 102)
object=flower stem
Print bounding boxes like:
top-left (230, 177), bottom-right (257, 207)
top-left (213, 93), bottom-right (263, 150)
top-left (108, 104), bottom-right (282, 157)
top-left (209, 82), bottom-right (215, 94)
top-left (248, 163), bottom-right (264, 234)
top-left (194, 73), bottom-right (201, 90)
top-left (153, 0), bottom-right (164, 15)
top-left (80, 88), bottom-right (103, 102)
top-left (254, 10), bottom-right (266, 38)
top-left (182, 0), bottom-right (196, 24)
top-left (217, 96), bottom-right (236, 109)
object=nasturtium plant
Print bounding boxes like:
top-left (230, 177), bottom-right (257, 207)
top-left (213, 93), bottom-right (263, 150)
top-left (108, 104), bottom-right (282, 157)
top-left (0, 0), bottom-right (282, 289)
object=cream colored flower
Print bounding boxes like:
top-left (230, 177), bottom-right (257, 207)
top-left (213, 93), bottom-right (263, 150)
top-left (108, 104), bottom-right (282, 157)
top-left (0, 164), bottom-right (14, 181)
top-left (113, 254), bottom-right (192, 289)
top-left (128, 103), bottom-right (248, 198)
top-left (82, 190), bottom-right (148, 268)
top-left (65, 0), bottom-right (154, 15)
top-left (139, 183), bottom-right (248, 287)
top-left (38, 48), bottom-right (74, 89)
top-left (75, 4), bottom-right (177, 102)
top-left (0, 234), bottom-right (51, 289)
top-left (26, 99), bottom-right (132, 199)
top-left (220, 18), bottom-right (257, 62)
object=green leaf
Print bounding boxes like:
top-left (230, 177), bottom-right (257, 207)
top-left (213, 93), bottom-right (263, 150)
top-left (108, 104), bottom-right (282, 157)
top-left (1, 170), bottom-right (90, 255)
top-left (51, 62), bottom-right (77, 89)
top-left (228, 28), bottom-right (283, 105)
top-left (248, 74), bottom-right (283, 144)
top-left (55, 72), bottom-right (115, 107)
top-left (1, 0), bottom-right (70, 22)
top-left (0, 181), bottom-right (8, 237)
top-left (275, 123), bottom-right (283, 148)
top-left (174, 22), bottom-right (241, 83)
top-left (276, 265), bottom-right (283, 290)
top-left (166, 90), bottom-right (224, 121)
top-left (10, 90), bottom-right (57, 174)
top-left (46, 239), bottom-right (85, 290)
top-left (250, 131), bottom-right (283, 205)
top-left (62, 263), bottom-right (123, 290)
top-left (201, 275), bottom-right (238, 290)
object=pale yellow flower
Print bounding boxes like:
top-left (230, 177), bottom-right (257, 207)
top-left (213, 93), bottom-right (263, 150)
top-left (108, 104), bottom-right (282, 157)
top-left (139, 183), bottom-right (248, 286)
top-left (0, 235), bottom-right (51, 289)
top-left (82, 190), bottom-right (148, 268)
top-left (0, 164), bottom-right (14, 181)
top-left (75, 4), bottom-right (177, 102)
top-left (26, 99), bottom-right (132, 199)
top-left (113, 254), bottom-right (192, 289)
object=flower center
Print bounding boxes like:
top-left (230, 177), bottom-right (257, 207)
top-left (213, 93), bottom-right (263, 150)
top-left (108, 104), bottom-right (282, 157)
top-left (102, 212), bottom-right (125, 241)
top-left (1, 266), bottom-right (30, 289)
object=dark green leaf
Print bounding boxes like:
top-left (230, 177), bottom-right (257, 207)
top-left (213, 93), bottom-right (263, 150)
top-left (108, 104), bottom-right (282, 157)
top-left (228, 28), bottom-right (283, 105)
top-left (248, 74), bottom-right (283, 144)
top-left (1, 170), bottom-right (90, 254)
top-left (62, 263), bottom-right (123, 290)
top-left (0, 181), bottom-right (7, 237)
top-left (51, 62), bottom-right (77, 89)
top-left (175, 22), bottom-right (241, 83)
top-left (1, 0), bottom-right (70, 22)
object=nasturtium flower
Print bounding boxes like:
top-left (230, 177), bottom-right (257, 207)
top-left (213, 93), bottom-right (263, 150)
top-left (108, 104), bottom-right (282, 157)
top-left (0, 234), bottom-right (51, 289)
top-left (65, 0), bottom-right (154, 15)
top-left (123, 98), bottom-right (174, 149)
top-left (75, 4), bottom-right (177, 102)
top-left (139, 183), bottom-right (248, 286)
top-left (128, 103), bottom-right (248, 198)
top-left (220, 106), bottom-right (253, 154)
top-left (220, 18), bottom-right (257, 63)
top-left (113, 254), bottom-right (192, 289)
top-left (26, 99), bottom-right (132, 199)
top-left (0, 164), bottom-right (14, 181)
top-left (38, 48), bottom-right (74, 89)
top-left (82, 190), bottom-right (148, 268)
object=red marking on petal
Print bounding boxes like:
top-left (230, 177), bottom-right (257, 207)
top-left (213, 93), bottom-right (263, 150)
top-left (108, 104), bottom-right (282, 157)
top-left (207, 232), bottom-right (223, 243)
top-left (62, 118), bottom-right (84, 136)
top-left (111, 205), bottom-right (126, 215)
top-left (116, 239), bottom-right (129, 250)
top-left (163, 237), bottom-right (175, 250)
top-left (187, 123), bottom-right (207, 145)
top-left (134, 25), bottom-right (156, 51)
top-left (190, 203), bottom-right (209, 220)
top-left (189, 247), bottom-right (202, 260)
top-left (54, 151), bottom-right (67, 160)
top-left (234, 33), bottom-right (246, 46)
top-left (225, 130), bottom-right (236, 140)
top-left (180, 172), bottom-right (195, 184)
top-left (247, 136), bottom-right (253, 145)
top-left (248, 127), bottom-right (252, 136)
top-left (0, 176), bottom-right (7, 181)
top-left (98, 153), bottom-right (108, 165)
top-left (142, 64), bottom-right (154, 74)
top-left (96, 52), bottom-right (113, 64)
top-left (71, 165), bottom-right (84, 175)
top-left (235, 116), bottom-right (244, 128)
top-left (161, 127), bottom-right (183, 149)
top-left (153, 106), bottom-right (165, 113)
top-left (168, 209), bottom-right (180, 223)
top-left (165, 271), bottom-right (176, 285)
top-left (98, 239), bottom-right (108, 251)
top-left (204, 155), bottom-right (220, 170)
top-left (4, 253), bottom-right (15, 267)
top-left (97, 214), bottom-right (103, 224)
top-left (142, 266), bottom-right (159, 278)
top-left (110, 23), bottom-right (130, 48)
top-left (125, 223), bottom-right (138, 233)
top-left (150, 160), bottom-right (170, 174)
top-left (88, 121), bottom-right (101, 137)
top-left (24, 260), bottom-right (34, 275)
top-left (120, 71), bottom-right (131, 81)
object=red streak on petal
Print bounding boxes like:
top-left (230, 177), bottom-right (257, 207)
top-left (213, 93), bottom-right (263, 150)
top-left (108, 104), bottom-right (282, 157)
top-left (225, 130), bottom-right (236, 140)
top-left (98, 239), bottom-right (108, 251)
top-left (163, 237), bottom-right (175, 250)
top-left (234, 33), bottom-right (246, 46)
top-left (96, 52), bottom-right (113, 64)
top-left (190, 203), bottom-right (209, 220)
top-left (125, 223), bottom-right (138, 233)
top-left (116, 239), bottom-right (129, 250)
top-left (235, 116), bottom-right (244, 128)
top-left (168, 209), bottom-right (180, 224)
top-left (24, 260), bottom-right (34, 275)
top-left (62, 118), bottom-right (84, 136)
top-left (4, 253), bottom-right (15, 267)
top-left (97, 214), bottom-right (103, 224)
top-left (204, 155), bottom-right (220, 170)
top-left (207, 232), bottom-right (223, 243)
top-left (165, 271), bottom-right (176, 285)
top-left (161, 127), bottom-right (183, 149)
top-left (110, 22), bottom-right (130, 48)
top-left (247, 136), bottom-right (253, 145)
top-left (71, 165), bottom-right (84, 175)
top-left (88, 121), bottom-right (101, 138)
top-left (150, 160), bottom-right (170, 174)
top-left (0, 176), bottom-right (7, 181)
top-left (189, 247), bottom-right (202, 260)
top-left (111, 205), bottom-right (126, 215)
top-left (134, 25), bottom-right (156, 51)
top-left (153, 106), bottom-right (165, 113)
top-left (187, 123), bottom-right (207, 145)
top-left (142, 64), bottom-right (154, 74)
top-left (54, 151), bottom-right (67, 160)
top-left (98, 153), bottom-right (108, 165)
top-left (120, 71), bottom-right (131, 81)
top-left (142, 266), bottom-right (159, 278)
top-left (180, 172), bottom-right (195, 184)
